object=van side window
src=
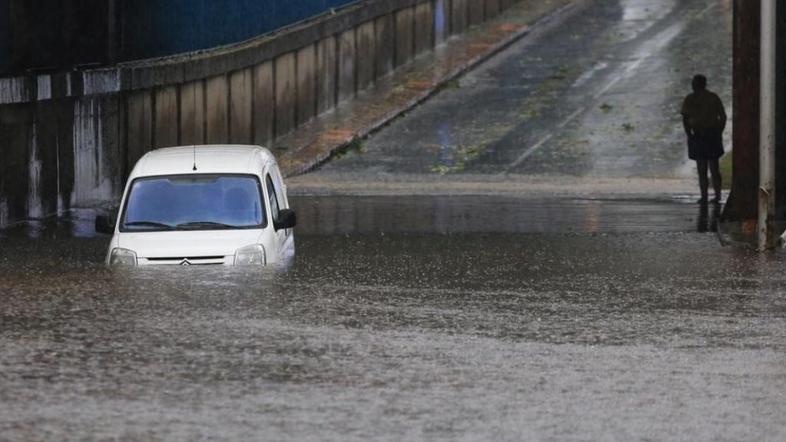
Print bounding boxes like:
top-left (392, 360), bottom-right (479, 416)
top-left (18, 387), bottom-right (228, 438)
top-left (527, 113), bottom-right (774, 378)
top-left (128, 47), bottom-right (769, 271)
top-left (269, 166), bottom-right (287, 209)
top-left (266, 175), bottom-right (280, 221)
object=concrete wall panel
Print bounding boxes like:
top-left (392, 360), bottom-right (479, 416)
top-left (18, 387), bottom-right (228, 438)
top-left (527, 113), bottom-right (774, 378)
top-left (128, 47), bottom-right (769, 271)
top-left (316, 37), bottom-right (337, 114)
top-left (414, 2), bottom-right (434, 56)
top-left (356, 21), bottom-right (376, 90)
top-left (338, 29), bottom-right (356, 103)
top-left (451, 0), bottom-right (468, 34)
top-left (485, 0), bottom-right (500, 19)
top-left (31, 102), bottom-right (62, 217)
top-left (395, 7), bottom-right (414, 67)
top-left (206, 75), bottom-right (229, 143)
top-left (296, 44), bottom-right (317, 125)
top-left (275, 53), bottom-right (297, 137)
top-left (468, 0), bottom-right (484, 26)
top-left (229, 69), bottom-right (252, 143)
top-left (72, 96), bottom-right (121, 206)
top-left (434, 0), bottom-right (449, 46)
top-left (97, 95), bottom-right (123, 201)
top-left (180, 80), bottom-right (205, 146)
top-left (375, 14), bottom-right (395, 78)
top-left (55, 101), bottom-right (75, 211)
top-left (127, 90), bottom-right (152, 168)
top-left (154, 86), bottom-right (178, 148)
top-left (0, 105), bottom-right (32, 225)
top-left (253, 62), bottom-right (275, 145)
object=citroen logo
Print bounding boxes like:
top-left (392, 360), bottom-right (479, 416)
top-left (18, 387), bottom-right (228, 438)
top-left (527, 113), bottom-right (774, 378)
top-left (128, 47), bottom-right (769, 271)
top-left (180, 259), bottom-right (191, 266)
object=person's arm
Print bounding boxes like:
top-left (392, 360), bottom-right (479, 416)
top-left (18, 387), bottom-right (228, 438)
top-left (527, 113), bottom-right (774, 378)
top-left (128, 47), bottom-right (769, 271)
top-left (681, 98), bottom-right (693, 137)
top-left (717, 95), bottom-right (727, 133)
top-left (682, 114), bottom-right (692, 137)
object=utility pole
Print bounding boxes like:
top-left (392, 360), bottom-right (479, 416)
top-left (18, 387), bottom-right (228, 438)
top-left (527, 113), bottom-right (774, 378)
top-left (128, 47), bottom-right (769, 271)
top-left (724, 0), bottom-right (760, 224)
top-left (759, 0), bottom-right (777, 250)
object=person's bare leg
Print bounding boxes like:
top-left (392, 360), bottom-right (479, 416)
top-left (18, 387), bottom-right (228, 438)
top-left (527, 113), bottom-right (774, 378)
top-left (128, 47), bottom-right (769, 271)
top-left (696, 159), bottom-right (709, 203)
top-left (709, 159), bottom-right (722, 202)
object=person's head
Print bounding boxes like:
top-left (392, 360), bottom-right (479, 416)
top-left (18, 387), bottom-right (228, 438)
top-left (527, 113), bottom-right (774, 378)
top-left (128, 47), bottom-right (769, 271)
top-left (692, 74), bottom-right (707, 92)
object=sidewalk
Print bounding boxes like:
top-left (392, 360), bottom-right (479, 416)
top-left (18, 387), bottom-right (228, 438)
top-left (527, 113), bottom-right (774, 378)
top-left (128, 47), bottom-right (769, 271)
top-left (276, 0), bottom-right (578, 177)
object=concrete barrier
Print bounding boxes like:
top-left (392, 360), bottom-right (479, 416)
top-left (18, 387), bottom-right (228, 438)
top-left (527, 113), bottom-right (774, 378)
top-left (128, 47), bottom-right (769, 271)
top-left (206, 75), bottom-right (229, 143)
top-left (485, 0), bottom-right (501, 19)
top-left (253, 62), bottom-right (275, 145)
top-left (229, 69), bottom-right (253, 144)
top-left (356, 21), bottom-right (376, 90)
top-left (414, 2), bottom-right (434, 56)
top-left (468, 0), bottom-right (485, 26)
top-left (375, 15), bottom-right (395, 77)
top-left (451, 0), bottom-right (468, 35)
top-left (0, 0), bottom-right (532, 227)
top-left (338, 29), bottom-right (357, 103)
top-left (127, 90), bottom-right (152, 167)
top-left (154, 86), bottom-right (178, 148)
top-left (274, 53), bottom-right (296, 137)
top-left (296, 45), bottom-right (317, 126)
top-left (394, 8), bottom-right (414, 67)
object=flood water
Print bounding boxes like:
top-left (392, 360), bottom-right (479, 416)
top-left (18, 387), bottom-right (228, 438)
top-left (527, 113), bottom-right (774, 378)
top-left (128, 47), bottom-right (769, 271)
top-left (2, 196), bottom-right (785, 440)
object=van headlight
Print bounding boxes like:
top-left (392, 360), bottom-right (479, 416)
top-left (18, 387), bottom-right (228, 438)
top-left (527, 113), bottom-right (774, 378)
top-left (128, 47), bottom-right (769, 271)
top-left (110, 248), bottom-right (138, 266)
top-left (234, 244), bottom-right (266, 266)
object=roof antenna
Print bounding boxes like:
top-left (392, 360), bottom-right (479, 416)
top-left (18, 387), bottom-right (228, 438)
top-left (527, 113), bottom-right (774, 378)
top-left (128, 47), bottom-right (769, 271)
top-left (191, 84), bottom-right (198, 171)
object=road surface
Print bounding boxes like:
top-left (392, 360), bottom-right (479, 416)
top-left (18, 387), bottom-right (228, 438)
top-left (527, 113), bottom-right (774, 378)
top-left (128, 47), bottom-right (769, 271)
top-left (5, 1), bottom-right (786, 441)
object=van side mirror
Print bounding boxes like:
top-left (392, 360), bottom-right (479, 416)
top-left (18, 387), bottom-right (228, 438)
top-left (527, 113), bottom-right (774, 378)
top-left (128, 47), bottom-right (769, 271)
top-left (95, 215), bottom-right (116, 234)
top-left (274, 209), bottom-right (297, 231)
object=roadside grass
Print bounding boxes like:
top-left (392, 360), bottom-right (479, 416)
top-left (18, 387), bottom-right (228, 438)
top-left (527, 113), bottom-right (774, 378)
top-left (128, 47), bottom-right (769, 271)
top-left (720, 152), bottom-right (732, 189)
top-left (332, 137), bottom-right (366, 160)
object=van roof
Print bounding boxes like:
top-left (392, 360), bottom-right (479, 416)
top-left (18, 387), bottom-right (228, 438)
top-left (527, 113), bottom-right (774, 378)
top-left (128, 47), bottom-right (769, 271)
top-left (130, 145), bottom-right (275, 178)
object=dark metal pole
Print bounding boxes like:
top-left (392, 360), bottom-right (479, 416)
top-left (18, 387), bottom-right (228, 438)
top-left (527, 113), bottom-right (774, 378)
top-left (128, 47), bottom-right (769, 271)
top-left (723, 0), bottom-right (760, 223)
top-left (759, 0), bottom-right (776, 250)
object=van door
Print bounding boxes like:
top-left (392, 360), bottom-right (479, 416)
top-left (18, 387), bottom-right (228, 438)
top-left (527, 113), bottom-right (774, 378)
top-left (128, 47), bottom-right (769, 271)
top-left (270, 163), bottom-right (295, 259)
top-left (265, 170), bottom-right (293, 262)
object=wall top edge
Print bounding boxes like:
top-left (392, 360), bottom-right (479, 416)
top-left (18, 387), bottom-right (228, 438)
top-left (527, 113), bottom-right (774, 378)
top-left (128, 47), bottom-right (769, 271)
top-left (0, 0), bottom-right (430, 104)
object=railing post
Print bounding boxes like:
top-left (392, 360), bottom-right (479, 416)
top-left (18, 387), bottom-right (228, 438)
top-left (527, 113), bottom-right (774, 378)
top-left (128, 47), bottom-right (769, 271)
top-left (759, 0), bottom-right (777, 250)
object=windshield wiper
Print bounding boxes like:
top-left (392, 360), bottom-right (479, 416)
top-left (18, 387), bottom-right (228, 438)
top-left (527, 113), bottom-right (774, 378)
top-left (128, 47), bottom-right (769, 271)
top-left (125, 221), bottom-right (174, 229)
top-left (176, 221), bottom-right (240, 230)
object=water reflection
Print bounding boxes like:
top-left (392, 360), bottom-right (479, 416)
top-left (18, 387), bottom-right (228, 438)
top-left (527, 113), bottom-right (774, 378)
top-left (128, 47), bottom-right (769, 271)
top-left (697, 202), bottom-right (721, 233)
top-left (0, 208), bottom-right (102, 240)
top-left (1, 196), bottom-right (713, 240)
top-left (291, 195), bottom-right (701, 235)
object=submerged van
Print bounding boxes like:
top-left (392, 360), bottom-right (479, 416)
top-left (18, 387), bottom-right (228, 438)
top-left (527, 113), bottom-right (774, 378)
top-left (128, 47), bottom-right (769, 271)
top-left (96, 145), bottom-right (296, 266)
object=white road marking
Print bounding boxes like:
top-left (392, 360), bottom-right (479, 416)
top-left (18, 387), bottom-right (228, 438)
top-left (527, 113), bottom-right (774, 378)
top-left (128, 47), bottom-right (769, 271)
top-left (559, 107), bottom-right (586, 128)
top-left (696, 2), bottom-right (717, 19)
top-left (507, 134), bottom-right (554, 171)
top-left (507, 0), bottom-right (715, 171)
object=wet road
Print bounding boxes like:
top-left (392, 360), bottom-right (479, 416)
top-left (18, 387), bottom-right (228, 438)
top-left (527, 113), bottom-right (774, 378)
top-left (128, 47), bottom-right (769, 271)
top-left (292, 0), bottom-right (732, 187)
top-left (5, 0), bottom-right (783, 440)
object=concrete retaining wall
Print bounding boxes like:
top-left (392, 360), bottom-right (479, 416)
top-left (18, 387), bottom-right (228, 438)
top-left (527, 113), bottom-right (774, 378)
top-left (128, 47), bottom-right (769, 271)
top-left (0, 0), bottom-right (524, 227)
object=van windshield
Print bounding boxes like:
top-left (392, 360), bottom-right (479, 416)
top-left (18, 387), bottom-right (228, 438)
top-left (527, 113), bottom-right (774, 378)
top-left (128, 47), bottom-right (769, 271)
top-left (121, 175), bottom-right (266, 231)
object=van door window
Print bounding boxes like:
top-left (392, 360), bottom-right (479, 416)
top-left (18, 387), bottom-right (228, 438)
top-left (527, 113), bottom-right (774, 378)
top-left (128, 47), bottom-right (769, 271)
top-left (269, 166), bottom-right (287, 209)
top-left (266, 175), bottom-right (280, 221)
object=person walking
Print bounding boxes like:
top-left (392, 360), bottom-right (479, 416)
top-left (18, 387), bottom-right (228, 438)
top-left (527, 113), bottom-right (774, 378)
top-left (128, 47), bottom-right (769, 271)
top-left (681, 74), bottom-right (727, 204)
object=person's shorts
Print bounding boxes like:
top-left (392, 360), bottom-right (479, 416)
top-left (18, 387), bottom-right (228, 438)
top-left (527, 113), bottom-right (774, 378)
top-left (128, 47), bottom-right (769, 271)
top-left (688, 129), bottom-right (724, 161)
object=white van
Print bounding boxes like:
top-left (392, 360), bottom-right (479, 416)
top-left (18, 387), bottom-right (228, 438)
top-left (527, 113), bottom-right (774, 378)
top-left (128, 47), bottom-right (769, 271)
top-left (96, 145), bottom-right (296, 266)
